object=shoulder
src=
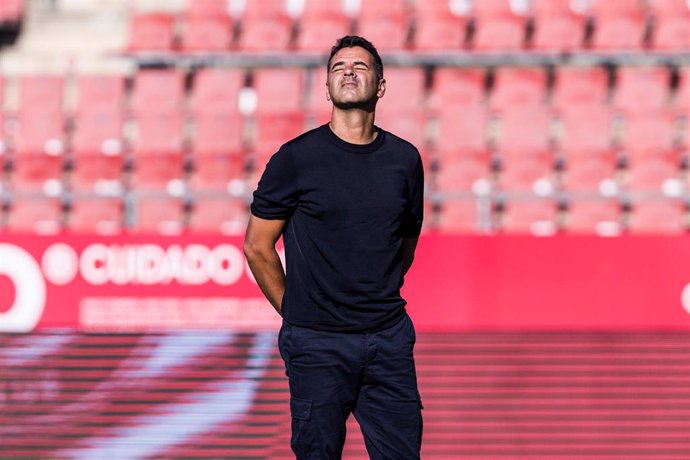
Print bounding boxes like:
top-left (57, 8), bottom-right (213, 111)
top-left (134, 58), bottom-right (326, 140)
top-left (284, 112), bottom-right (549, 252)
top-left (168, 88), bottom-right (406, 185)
top-left (379, 128), bottom-right (423, 165)
top-left (283, 125), bottom-right (325, 150)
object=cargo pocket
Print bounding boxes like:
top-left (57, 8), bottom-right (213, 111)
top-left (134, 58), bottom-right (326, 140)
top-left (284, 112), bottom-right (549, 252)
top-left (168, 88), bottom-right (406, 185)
top-left (290, 397), bottom-right (313, 456)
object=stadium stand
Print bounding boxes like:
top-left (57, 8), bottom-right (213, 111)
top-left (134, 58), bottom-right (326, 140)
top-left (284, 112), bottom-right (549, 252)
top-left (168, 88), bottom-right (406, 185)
top-left (294, 0), bottom-right (353, 52)
top-left (648, 0), bottom-right (690, 50)
top-left (588, 0), bottom-right (650, 50)
top-left (470, 0), bottom-right (530, 51)
top-left (529, 0), bottom-right (587, 51)
top-left (235, 0), bottom-right (293, 52)
top-left (354, 0), bottom-right (411, 51)
top-left (411, 0), bottom-right (468, 50)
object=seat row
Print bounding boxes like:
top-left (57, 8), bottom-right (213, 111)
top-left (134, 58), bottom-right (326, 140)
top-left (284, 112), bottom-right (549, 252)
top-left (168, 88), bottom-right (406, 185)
top-left (127, 0), bottom-right (690, 52)
top-left (0, 0), bottom-right (23, 24)
top-left (2, 191), bottom-right (687, 236)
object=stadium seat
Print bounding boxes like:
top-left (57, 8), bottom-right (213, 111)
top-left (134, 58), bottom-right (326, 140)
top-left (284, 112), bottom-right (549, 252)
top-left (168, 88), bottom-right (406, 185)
top-left (71, 74), bottom-right (126, 191)
top-left (529, 0), bottom-right (587, 51)
top-left (180, 15), bottom-right (233, 52)
top-left (0, 0), bottom-right (24, 23)
top-left (183, 0), bottom-right (230, 18)
top-left (618, 109), bottom-right (677, 156)
top-left (434, 105), bottom-right (489, 155)
top-left (130, 195), bottom-right (186, 234)
top-left (649, 0), bottom-right (690, 50)
top-left (551, 67), bottom-right (609, 111)
top-left (130, 112), bottom-right (185, 188)
top-left (493, 106), bottom-right (552, 154)
top-left (563, 198), bottom-right (622, 235)
top-left (434, 152), bottom-right (493, 195)
top-left (67, 197), bottom-right (123, 234)
top-left (376, 109), bottom-right (427, 149)
top-left (235, 0), bottom-right (293, 52)
top-left (127, 13), bottom-right (176, 52)
top-left (376, 68), bottom-right (427, 146)
top-left (430, 68), bottom-right (486, 110)
top-left (189, 152), bottom-right (245, 191)
top-left (626, 199), bottom-right (688, 234)
top-left (588, 0), bottom-right (649, 50)
top-left (355, 0), bottom-right (411, 50)
top-left (13, 75), bottom-right (66, 190)
top-left (612, 66), bottom-right (670, 112)
top-left (252, 112), bottom-right (306, 169)
top-left (497, 150), bottom-right (555, 195)
top-left (295, 0), bottom-right (352, 51)
top-left (188, 197), bottom-right (248, 235)
top-left (131, 69), bottom-right (186, 115)
top-left (623, 152), bottom-right (682, 194)
top-left (471, 0), bottom-right (529, 51)
top-left (252, 68), bottom-right (304, 114)
top-left (412, 0), bottom-right (468, 51)
top-left (559, 150), bottom-right (619, 194)
top-left (436, 199), bottom-right (485, 233)
top-left (6, 197), bottom-right (63, 234)
top-left (555, 106), bottom-right (614, 154)
top-left (192, 113), bottom-right (244, 155)
top-left (498, 198), bottom-right (559, 235)
top-left (306, 67), bottom-right (330, 124)
top-left (489, 67), bottom-right (548, 110)
top-left (190, 68), bottom-right (245, 115)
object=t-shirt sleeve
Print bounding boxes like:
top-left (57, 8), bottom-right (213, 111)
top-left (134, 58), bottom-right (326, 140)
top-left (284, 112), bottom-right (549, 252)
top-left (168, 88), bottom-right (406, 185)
top-left (401, 153), bottom-right (424, 238)
top-left (250, 145), bottom-right (299, 220)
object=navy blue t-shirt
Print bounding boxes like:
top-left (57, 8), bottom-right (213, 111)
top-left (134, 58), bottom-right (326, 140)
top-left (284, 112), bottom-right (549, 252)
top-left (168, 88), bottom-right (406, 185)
top-left (250, 124), bottom-right (424, 332)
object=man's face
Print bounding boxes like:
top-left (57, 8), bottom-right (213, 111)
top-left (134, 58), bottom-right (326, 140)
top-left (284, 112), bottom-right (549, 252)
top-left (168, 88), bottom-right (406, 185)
top-left (326, 46), bottom-right (385, 110)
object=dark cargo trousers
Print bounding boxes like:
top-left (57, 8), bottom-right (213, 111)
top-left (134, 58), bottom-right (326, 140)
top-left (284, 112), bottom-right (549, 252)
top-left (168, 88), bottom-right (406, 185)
top-left (278, 313), bottom-right (423, 460)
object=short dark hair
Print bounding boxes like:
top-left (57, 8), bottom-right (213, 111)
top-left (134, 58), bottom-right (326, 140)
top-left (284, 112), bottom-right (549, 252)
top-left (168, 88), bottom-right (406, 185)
top-left (327, 35), bottom-right (384, 81)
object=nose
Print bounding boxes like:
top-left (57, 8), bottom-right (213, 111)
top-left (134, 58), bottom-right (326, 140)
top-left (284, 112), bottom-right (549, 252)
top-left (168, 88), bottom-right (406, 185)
top-left (343, 64), bottom-right (356, 78)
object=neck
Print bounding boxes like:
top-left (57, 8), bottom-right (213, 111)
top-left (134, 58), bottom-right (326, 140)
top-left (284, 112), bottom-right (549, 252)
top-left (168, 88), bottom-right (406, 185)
top-left (328, 108), bottom-right (378, 144)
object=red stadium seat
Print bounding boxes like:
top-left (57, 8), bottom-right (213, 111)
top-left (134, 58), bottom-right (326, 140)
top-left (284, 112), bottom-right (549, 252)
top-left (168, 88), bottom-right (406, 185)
top-left (649, 0), bottom-right (690, 50)
top-left (306, 68), bottom-right (330, 124)
top-left (295, 0), bottom-right (352, 51)
top-left (619, 109), bottom-right (677, 156)
top-left (559, 150), bottom-right (619, 193)
top-left (434, 105), bottom-right (489, 155)
top-left (355, 0), bottom-right (411, 50)
top-left (68, 197), bottom-right (123, 235)
top-left (530, 0), bottom-right (587, 51)
top-left (131, 69), bottom-right (186, 115)
top-left (430, 68), bottom-right (485, 110)
top-left (180, 15), bottom-right (233, 52)
top-left (412, 0), bottom-right (468, 51)
top-left (626, 200), bottom-right (688, 234)
top-left (252, 112), bottom-right (306, 169)
top-left (192, 113), bottom-right (244, 155)
top-left (588, 0), bottom-right (649, 50)
top-left (436, 199), bottom-right (485, 233)
top-left (376, 109), bottom-right (427, 148)
top-left (13, 76), bottom-right (66, 189)
top-left (489, 67), bottom-right (548, 109)
top-left (0, 0), bottom-right (24, 22)
top-left (493, 106), bottom-right (552, 154)
top-left (189, 197), bottom-right (248, 235)
top-left (378, 67), bottom-right (426, 111)
top-left (499, 198), bottom-right (559, 235)
top-left (564, 198), bottom-right (622, 235)
top-left (471, 0), bottom-right (529, 51)
top-left (497, 150), bottom-right (555, 194)
top-left (131, 112), bottom-right (185, 188)
top-left (189, 152), bottom-right (245, 191)
top-left (184, 0), bottom-right (229, 18)
top-left (190, 68), bottom-right (245, 115)
top-left (624, 152), bottom-right (682, 194)
top-left (434, 152), bottom-right (493, 194)
top-left (551, 67), bottom-right (609, 111)
top-left (127, 13), bottom-right (176, 52)
top-left (613, 66), bottom-right (670, 112)
top-left (556, 106), bottom-right (614, 154)
top-left (6, 197), bottom-right (63, 234)
top-left (72, 75), bottom-right (126, 191)
top-left (236, 0), bottom-right (293, 51)
top-left (253, 68), bottom-right (304, 114)
top-left (131, 195), bottom-right (186, 234)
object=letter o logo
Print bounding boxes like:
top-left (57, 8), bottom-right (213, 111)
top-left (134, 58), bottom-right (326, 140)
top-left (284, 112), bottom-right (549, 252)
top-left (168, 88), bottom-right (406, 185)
top-left (0, 244), bottom-right (47, 332)
top-left (681, 283), bottom-right (690, 316)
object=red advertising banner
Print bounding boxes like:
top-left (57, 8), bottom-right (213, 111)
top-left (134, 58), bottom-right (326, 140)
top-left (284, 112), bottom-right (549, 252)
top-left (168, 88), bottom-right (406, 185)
top-left (2, 235), bottom-right (690, 332)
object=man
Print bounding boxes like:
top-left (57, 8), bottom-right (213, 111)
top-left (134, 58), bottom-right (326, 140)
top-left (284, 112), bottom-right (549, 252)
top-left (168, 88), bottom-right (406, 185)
top-left (244, 35), bottom-right (424, 460)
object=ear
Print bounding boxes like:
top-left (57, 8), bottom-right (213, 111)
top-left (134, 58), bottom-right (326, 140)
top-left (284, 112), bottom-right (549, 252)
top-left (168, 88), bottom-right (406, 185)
top-left (326, 80), bottom-right (331, 101)
top-left (377, 78), bottom-right (386, 99)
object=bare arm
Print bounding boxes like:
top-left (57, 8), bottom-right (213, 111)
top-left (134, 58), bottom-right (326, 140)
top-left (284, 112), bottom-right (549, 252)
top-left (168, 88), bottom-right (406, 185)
top-left (243, 214), bottom-right (288, 316)
top-left (402, 237), bottom-right (419, 276)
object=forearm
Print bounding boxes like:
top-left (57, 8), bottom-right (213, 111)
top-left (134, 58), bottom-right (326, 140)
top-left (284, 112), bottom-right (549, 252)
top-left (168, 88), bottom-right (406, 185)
top-left (245, 247), bottom-right (286, 315)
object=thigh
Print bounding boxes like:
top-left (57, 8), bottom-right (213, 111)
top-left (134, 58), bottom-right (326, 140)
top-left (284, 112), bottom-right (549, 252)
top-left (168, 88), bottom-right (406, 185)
top-left (279, 322), bottom-right (363, 459)
top-left (354, 314), bottom-right (423, 460)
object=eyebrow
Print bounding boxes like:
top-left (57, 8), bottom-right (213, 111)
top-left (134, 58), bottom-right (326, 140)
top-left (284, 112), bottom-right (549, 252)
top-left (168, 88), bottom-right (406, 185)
top-left (330, 60), bottom-right (370, 70)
